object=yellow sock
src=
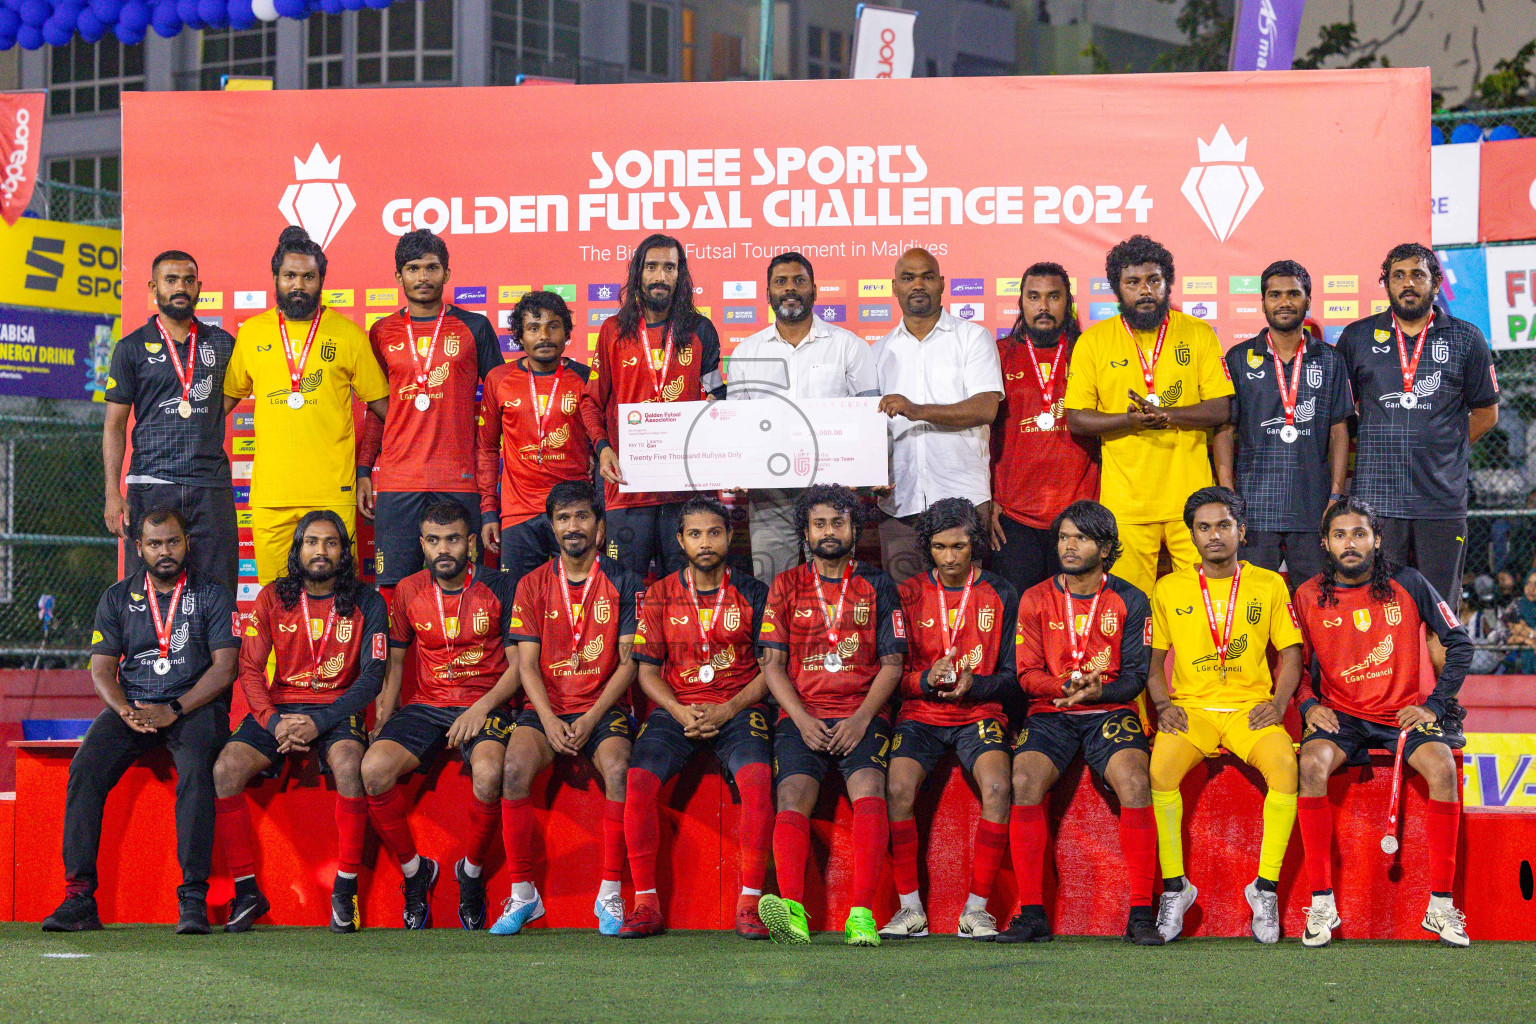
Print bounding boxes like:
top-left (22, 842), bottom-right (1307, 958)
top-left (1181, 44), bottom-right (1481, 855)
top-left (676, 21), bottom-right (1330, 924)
top-left (1150, 788), bottom-right (1185, 880)
top-left (1258, 789), bottom-right (1298, 883)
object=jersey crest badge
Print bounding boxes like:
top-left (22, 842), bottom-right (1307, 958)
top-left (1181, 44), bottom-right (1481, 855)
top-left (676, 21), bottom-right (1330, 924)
top-left (1246, 350), bottom-right (1264, 369)
top-left (594, 597), bottom-right (612, 625)
top-left (336, 619), bottom-right (353, 644)
top-left (1432, 340), bottom-right (1448, 364)
top-left (1353, 608), bottom-right (1372, 632)
top-left (1246, 598), bottom-right (1262, 625)
top-left (443, 616), bottom-right (460, 639)
top-left (1384, 601), bottom-right (1402, 626)
top-left (678, 345), bottom-right (694, 366)
top-left (979, 606), bottom-right (995, 632)
top-left (723, 605), bottom-right (741, 632)
top-left (1175, 341), bottom-right (1190, 367)
top-left (853, 603), bottom-right (870, 625)
top-left (445, 335), bottom-right (460, 358)
top-left (1374, 329), bottom-right (1391, 342)
top-left (308, 618), bottom-right (325, 641)
top-left (1100, 610), bottom-right (1118, 636)
top-left (473, 608), bottom-right (490, 635)
top-left (1307, 363), bottom-right (1323, 389)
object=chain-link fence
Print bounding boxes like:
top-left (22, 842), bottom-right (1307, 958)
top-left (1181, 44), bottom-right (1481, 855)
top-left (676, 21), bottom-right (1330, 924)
top-left (1431, 104), bottom-right (1536, 141)
top-left (0, 400), bottom-right (113, 667)
top-left (22, 180), bottom-right (122, 228)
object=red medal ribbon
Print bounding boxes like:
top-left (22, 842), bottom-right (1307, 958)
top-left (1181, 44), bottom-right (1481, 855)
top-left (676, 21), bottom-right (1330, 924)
top-left (155, 317), bottom-right (197, 404)
top-left (276, 308), bottom-right (325, 395)
top-left (935, 567), bottom-right (976, 660)
top-left (299, 590), bottom-right (339, 680)
top-left (557, 561), bottom-right (600, 651)
top-left (645, 324), bottom-right (676, 400)
top-left (1060, 575), bottom-right (1107, 674)
top-left (685, 567), bottom-right (731, 662)
top-left (1026, 335), bottom-right (1067, 411)
top-left (527, 365), bottom-right (562, 462)
top-left (1123, 316), bottom-right (1169, 401)
top-left (403, 305), bottom-right (448, 390)
top-left (1269, 336), bottom-right (1305, 426)
top-left (434, 565), bottom-right (474, 644)
top-left (1197, 564), bottom-right (1243, 675)
top-left (814, 560), bottom-right (855, 654)
top-left (1392, 308), bottom-right (1435, 398)
top-left (145, 571), bottom-right (187, 663)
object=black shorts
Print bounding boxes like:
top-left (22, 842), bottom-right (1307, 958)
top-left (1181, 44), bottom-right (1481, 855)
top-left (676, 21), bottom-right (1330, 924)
top-left (375, 702), bottom-right (514, 762)
top-left (124, 482), bottom-right (238, 594)
top-left (499, 513), bottom-right (558, 588)
top-left (630, 704), bottom-right (773, 783)
top-left (229, 703), bottom-right (367, 774)
top-left (372, 490), bottom-right (482, 586)
top-left (1014, 709), bottom-right (1149, 779)
top-left (1380, 517), bottom-right (1466, 614)
top-left (1301, 707), bottom-right (1450, 767)
top-left (773, 714), bottom-right (892, 784)
top-left (605, 503), bottom-right (687, 579)
top-left (515, 706), bottom-right (634, 762)
top-left (890, 718), bottom-right (1010, 775)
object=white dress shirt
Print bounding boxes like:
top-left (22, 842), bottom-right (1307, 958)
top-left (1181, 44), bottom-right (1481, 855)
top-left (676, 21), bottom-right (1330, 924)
top-left (727, 314), bottom-right (879, 400)
top-left (873, 311), bottom-right (1004, 518)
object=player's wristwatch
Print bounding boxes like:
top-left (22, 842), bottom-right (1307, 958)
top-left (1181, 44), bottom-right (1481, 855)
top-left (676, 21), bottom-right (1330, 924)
top-left (168, 699), bottom-right (184, 719)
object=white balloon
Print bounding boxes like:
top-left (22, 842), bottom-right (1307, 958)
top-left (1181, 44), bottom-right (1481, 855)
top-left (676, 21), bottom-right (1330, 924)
top-left (252, 0), bottom-right (278, 19)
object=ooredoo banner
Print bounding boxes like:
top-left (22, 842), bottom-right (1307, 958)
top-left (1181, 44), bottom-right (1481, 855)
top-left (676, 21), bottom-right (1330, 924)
top-left (0, 91), bottom-right (43, 227)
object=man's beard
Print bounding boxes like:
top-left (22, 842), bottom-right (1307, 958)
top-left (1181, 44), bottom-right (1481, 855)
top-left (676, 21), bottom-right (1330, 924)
top-left (902, 291), bottom-right (935, 316)
top-left (303, 559), bottom-right (338, 584)
top-left (157, 295), bottom-right (195, 322)
top-left (278, 288), bottom-right (320, 320)
top-left (1265, 308), bottom-right (1304, 333)
top-left (1063, 551), bottom-right (1102, 577)
top-left (1328, 549), bottom-right (1374, 582)
top-left (774, 290), bottom-right (813, 324)
top-left (148, 557), bottom-right (185, 582)
top-left (560, 532), bottom-right (593, 559)
top-left (1119, 295), bottom-right (1170, 332)
top-left (689, 548), bottom-right (725, 572)
top-left (1023, 316), bottom-right (1063, 346)
top-left (642, 283), bottom-right (673, 314)
top-left (431, 551), bottom-right (469, 581)
top-left (813, 536), bottom-right (852, 562)
top-left (1389, 290), bottom-right (1434, 322)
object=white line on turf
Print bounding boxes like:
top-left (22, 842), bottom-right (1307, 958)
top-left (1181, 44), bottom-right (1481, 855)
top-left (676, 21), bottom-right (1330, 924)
top-left (43, 953), bottom-right (91, 959)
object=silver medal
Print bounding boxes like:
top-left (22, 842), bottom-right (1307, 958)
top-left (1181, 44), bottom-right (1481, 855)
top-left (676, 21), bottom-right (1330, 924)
top-left (1070, 670), bottom-right (1083, 684)
top-left (1035, 412), bottom-right (1055, 431)
top-left (176, 400), bottom-right (192, 419)
top-left (414, 393), bottom-right (431, 412)
top-left (152, 657), bottom-right (171, 676)
top-left (1398, 392), bottom-right (1417, 410)
top-left (1145, 394), bottom-right (1161, 407)
top-left (936, 667), bottom-right (957, 689)
top-left (286, 391), bottom-right (305, 410)
top-left (823, 651), bottom-right (843, 673)
top-left (1279, 424), bottom-right (1299, 444)
top-left (698, 663), bottom-right (715, 684)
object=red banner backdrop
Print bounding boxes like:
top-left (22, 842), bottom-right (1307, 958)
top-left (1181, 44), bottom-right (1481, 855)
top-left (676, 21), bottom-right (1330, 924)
top-left (122, 69), bottom-right (1428, 601)
top-left (1480, 136), bottom-right (1536, 243)
top-left (0, 91), bottom-right (43, 227)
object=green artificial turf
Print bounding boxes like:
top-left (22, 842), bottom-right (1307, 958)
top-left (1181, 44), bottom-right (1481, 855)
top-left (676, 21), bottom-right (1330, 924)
top-left (2, 923), bottom-right (1527, 1024)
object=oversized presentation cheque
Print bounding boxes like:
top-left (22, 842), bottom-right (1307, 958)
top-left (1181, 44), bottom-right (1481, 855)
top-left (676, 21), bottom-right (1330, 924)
top-left (616, 396), bottom-right (890, 492)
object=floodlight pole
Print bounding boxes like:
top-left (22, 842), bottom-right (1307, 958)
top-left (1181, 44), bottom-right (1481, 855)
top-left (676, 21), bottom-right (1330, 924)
top-left (758, 0), bottom-right (775, 80)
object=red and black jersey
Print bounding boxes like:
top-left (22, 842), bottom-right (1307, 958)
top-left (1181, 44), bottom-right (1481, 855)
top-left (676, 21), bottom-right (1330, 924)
top-left (507, 554), bottom-right (644, 715)
top-left (633, 568), bottom-right (768, 705)
top-left (992, 335), bottom-right (1099, 528)
top-left (388, 566), bottom-right (517, 707)
top-left (897, 569), bottom-right (1019, 727)
top-left (759, 561), bottom-right (907, 718)
top-left (579, 315), bottom-right (723, 510)
top-left (1294, 566), bottom-right (1471, 726)
top-left (239, 584), bottom-right (388, 731)
top-left (477, 356), bottom-right (591, 524)
top-left (1015, 573), bottom-right (1150, 716)
top-left (363, 306), bottom-right (504, 493)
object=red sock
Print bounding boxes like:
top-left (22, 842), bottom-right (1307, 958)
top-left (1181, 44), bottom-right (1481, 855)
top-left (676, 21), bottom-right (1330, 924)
top-left (334, 794), bottom-right (368, 875)
top-left (773, 810), bottom-right (811, 904)
top-left (1296, 795), bottom-right (1334, 893)
top-left (1427, 799), bottom-right (1460, 895)
top-left (1118, 805), bottom-right (1158, 908)
top-left (501, 797), bottom-right (536, 883)
top-left (735, 763), bottom-right (773, 892)
top-left (970, 818), bottom-right (1009, 900)
top-left (624, 768), bottom-right (662, 892)
top-left (889, 817), bottom-right (920, 896)
top-left (603, 799), bottom-right (626, 884)
top-left (215, 794), bottom-right (256, 880)
top-left (464, 795), bottom-right (501, 868)
top-left (851, 796), bottom-right (888, 911)
top-left (1010, 803), bottom-right (1047, 906)
top-left (366, 786), bottom-right (418, 867)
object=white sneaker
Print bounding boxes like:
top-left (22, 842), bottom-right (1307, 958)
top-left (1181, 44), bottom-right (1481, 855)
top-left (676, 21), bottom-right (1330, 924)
top-left (1302, 898), bottom-right (1340, 948)
top-left (594, 892), bottom-right (625, 936)
top-left (1244, 882), bottom-right (1281, 944)
top-left (957, 906), bottom-right (998, 940)
top-left (877, 905), bottom-right (929, 939)
top-left (1422, 902), bottom-right (1470, 947)
top-left (1156, 881), bottom-right (1198, 942)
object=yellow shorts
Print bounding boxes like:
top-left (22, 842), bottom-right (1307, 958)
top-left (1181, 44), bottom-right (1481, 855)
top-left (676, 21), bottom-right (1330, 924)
top-left (1114, 519), bottom-right (1199, 599)
top-left (1167, 704), bottom-right (1290, 764)
top-left (251, 504), bottom-right (356, 585)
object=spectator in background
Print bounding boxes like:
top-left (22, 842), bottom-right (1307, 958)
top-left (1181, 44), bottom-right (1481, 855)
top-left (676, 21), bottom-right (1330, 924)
top-left (1500, 570), bottom-right (1536, 674)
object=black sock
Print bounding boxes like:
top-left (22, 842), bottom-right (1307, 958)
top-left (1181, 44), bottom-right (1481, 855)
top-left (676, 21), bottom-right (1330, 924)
top-left (1312, 888), bottom-right (1333, 898)
top-left (1430, 891), bottom-right (1452, 900)
top-left (234, 876), bottom-right (260, 899)
top-left (1254, 877), bottom-right (1277, 893)
top-left (1162, 876), bottom-right (1187, 893)
top-left (334, 874), bottom-right (357, 895)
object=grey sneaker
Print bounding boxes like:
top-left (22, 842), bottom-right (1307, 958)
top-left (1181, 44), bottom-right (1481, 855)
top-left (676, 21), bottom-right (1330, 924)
top-left (877, 905), bottom-right (929, 939)
top-left (1422, 902), bottom-right (1470, 947)
top-left (1156, 881), bottom-right (1198, 942)
top-left (1302, 898), bottom-right (1340, 948)
top-left (1244, 882), bottom-right (1280, 944)
top-left (957, 906), bottom-right (998, 940)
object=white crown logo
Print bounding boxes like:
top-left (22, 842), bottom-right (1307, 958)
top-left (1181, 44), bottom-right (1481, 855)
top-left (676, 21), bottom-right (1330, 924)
top-left (278, 144), bottom-right (355, 249)
top-left (1181, 125), bottom-right (1263, 243)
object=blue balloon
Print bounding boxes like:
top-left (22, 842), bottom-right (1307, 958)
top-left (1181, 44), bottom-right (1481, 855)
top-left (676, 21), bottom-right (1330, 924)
top-left (41, 19), bottom-right (75, 47)
top-left (90, 0), bottom-right (123, 20)
top-left (342, 0), bottom-right (364, 10)
top-left (0, 9), bottom-right (17, 33)
top-left (18, 0), bottom-right (46, 27)
top-left (15, 21), bottom-right (40, 46)
top-left (319, 0), bottom-right (343, 13)
top-left (226, 0), bottom-right (253, 28)
top-left (365, 0), bottom-right (392, 8)
top-left (78, 8), bottom-right (106, 39)
top-left (118, 1), bottom-right (147, 31)
top-left (175, 0), bottom-right (201, 28)
top-left (150, 3), bottom-right (180, 35)
top-left (0, 34), bottom-right (14, 50)
top-left (272, 0), bottom-right (304, 16)
top-left (111, 18), bottom-right (142, 42)
top-left (198, 0), bottom-right (223, 24)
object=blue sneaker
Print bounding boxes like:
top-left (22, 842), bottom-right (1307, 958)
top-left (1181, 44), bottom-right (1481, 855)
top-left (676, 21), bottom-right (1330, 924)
top-left (489, 891), bottom-right (544, 936)
top-left (594, 892), bottom-right (625, 936)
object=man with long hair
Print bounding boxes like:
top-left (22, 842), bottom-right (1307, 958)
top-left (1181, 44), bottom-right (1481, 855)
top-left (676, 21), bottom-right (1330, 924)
top-left (1065, 236), bottom-right (1233, 598)
top-left (1004, 499), bottom-right (1160, 946)
top-left (223, 226), bottom-right (390, 583)
top-left (880, 498), bottom-right (1018, 942)
top-left (358, 229), bottom-right (504, 591)
top-left (210, 511), bottom-right (387, 934)
top-left (1293, 497), bottom-right (1472, 947)
top-left (991, 262), bottom-right (1098, 593)
top-left (580, 234), bottom-right (724, 578)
